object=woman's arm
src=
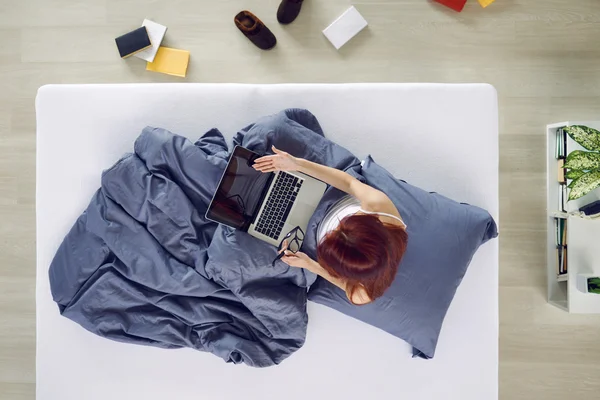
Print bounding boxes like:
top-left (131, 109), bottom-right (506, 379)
top-left (280, 245), bottom-right (371, 305)
top-left (254, 146), bottom-right (396, 214)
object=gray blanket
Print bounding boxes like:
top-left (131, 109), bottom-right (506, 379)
top-left (49, 109), bottom-right (361, 367)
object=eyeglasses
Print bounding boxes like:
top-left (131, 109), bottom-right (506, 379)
top-left (271, 226), bottom-right (305, 267)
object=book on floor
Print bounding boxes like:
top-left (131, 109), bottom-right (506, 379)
top-left (134, 19), bottom-right (168, 63)
top-left (146, 47), bottom-right (190, 77)
top-left (115, 26), bottom-right (152, 58)
top-left (478, 0), bottom-right (496, 7)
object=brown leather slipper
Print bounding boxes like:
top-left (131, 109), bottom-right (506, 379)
top-left (234, 11), bottom-right (277, 50)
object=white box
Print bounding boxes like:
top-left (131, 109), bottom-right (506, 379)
top-left (323, 6), bottom-right (368, 50)
top-left (134, 19), bottom-right (167, 62)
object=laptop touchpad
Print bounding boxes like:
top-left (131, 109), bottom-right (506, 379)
top-left (287, 202), bottom-right (315, 227)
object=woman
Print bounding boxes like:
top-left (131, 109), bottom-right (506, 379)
top-left (254, 146), bottom-right (408, 305)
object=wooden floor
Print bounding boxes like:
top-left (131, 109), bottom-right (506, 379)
top-left (2, 0), bottom-right (600, 398)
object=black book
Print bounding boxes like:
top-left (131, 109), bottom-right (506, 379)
top-left (562, 128), bottom-right (568, 159)
top-left (115, 27), bottom-right (152, 58)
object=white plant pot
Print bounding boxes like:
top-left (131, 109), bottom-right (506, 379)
top-left (576, 274), bottom-right (600, 294)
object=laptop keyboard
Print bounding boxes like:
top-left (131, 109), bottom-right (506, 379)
top-left (256, 172), bottom-right (303, 239)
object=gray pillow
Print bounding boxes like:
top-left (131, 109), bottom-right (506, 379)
top-left (308, 156), bottom-right (498, 359)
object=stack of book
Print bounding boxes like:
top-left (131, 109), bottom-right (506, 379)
top-left (556, 128), bottom-right (568, 212)
top-left (555, 217), bottom-right (568, 280)
top-left (114, 19), bottom-right (190, 78)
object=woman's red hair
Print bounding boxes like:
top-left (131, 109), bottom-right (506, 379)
top-left (317, 213), bottom-right (408, 304)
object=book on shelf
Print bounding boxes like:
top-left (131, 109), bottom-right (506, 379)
top-left (556, 245), bottom-right (561, 275)
top-left (557, 159), bottom-right (566, 184)
top-left (558, 184), bottom-right (567, 212)
top-left (561, 215), bottom-right (567, 240)
top-left (555, 217), bottom-right (568, 277)
top-left (555, 127), bottom-right (568, 212)
top-left (558, 186), bottom-right (562, 212)
top-left (555, 128), bottom-right (567, 159)
top-left (556, 245), bottom-right (568, 276)
top-left (555, 129), bottom-right (561, 158)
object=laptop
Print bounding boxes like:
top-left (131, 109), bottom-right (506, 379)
top-left (206, 146), bottom-right (327, 246)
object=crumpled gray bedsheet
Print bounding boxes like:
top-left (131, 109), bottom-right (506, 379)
top-left (49, 109), bottom-right (361, 368)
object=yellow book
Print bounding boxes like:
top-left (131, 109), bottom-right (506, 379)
top-left (478, 0), bottom-right (495, 7)
top-left (146, 47), bottom-right (190, 78)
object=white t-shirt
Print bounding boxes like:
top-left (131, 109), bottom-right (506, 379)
top-left (316, 195), bottom-right (406, 243)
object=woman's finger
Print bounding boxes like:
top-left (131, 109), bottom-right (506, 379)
top-left (253, 162), bottom-right (274, 170)
top-left (253, 164), bottom-right (276, 172)
top-left (255, 155), bottom-right (276, 163)
top-left (253, 160), bottom-right (271, 166)
top-left (254, 167), bottom-right (273, 173)
top-left (281, 256), bottom-right (297, 266)
top-left (272, 145), bottom-right (282, 154)
top-left (280, 256), bottom-right (291, 265)
top-left (254, 157), bottom-right (272, 162)
top-left (254, 154), bottom-right (273, 162)
top-left (253, 160), bottom-right (275, 167)
top-left (278, 240), bottom-right (288, 254)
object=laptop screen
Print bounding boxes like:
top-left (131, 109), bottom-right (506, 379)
top-left (206, 146), bottom-right (272, 231)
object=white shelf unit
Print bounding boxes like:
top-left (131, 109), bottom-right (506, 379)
top-left (546, 121), bottom-right (600, 313)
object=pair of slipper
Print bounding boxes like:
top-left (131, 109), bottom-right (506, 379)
top-left (235, 0), bottom-right (304, 50)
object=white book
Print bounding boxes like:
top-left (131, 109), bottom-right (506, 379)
top-left (558, 185), bottom-right (563, 212)
top-left (134, 19), bottom-right (167, 62)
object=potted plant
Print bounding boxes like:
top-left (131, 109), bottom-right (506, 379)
top-left (576, 275), bottom-right (600, 294)
top-left (591, 278), bottom-right (600, 294)
top-left (562, 125), bottom-right (600, 200)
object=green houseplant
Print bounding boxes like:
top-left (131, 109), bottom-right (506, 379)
top-left (589, 277), bottom-right (600, 294)
top-left (563, 125), bottom-right (600, 200)
top-left (576, 275), bottom-right (600, 294)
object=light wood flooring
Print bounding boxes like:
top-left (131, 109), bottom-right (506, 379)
top-left (1, 0), bottom-right (600, 398)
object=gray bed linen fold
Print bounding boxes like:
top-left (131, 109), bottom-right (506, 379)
top-left (49, 109), bottom-right (361, 367)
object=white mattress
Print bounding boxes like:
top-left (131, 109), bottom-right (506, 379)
top-left (36, 83), bottom-right (499, 400)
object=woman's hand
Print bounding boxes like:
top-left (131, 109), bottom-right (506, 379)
top-left (253, 146), bottom-right (299, 173)
top-left (277, 240), bottom-right (317, 271)
top-left (282, 250), bottom-right (317, 271)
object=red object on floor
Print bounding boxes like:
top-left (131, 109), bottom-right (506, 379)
top-left (433, 0), bottom-right (467, 12)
